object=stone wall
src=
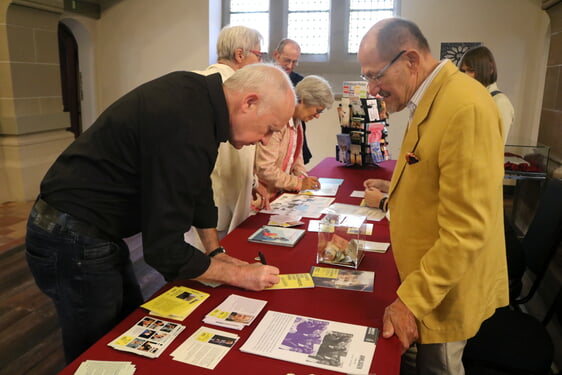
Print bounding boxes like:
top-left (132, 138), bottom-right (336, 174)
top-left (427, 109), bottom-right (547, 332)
top-left (0, 0), bottom-right (73, 202)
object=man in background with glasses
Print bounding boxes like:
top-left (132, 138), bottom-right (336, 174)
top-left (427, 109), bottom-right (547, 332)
top-left (273, 39), bottom-right (313, 165)
top-left (358, 17), bottom-right (508, 374)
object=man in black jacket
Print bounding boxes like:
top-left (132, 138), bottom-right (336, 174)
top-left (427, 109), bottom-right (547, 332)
top-left (26, 64), bottom-right (295, 363)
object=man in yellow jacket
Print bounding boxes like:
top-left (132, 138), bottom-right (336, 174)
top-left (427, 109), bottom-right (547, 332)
top-left (359, 18), bottom-right (509, 374)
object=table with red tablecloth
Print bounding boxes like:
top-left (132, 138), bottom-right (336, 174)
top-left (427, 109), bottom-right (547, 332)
top-left (59, 158), bottom-right (401, 375)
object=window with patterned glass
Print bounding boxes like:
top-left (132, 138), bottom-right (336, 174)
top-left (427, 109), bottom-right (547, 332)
top-left (228, 0), bottom-right (270, 51)
top-left (348, 0), bottom-right (394, 54)
top-left (223, 0), bottom-right (397, 58)
top-left (287, 0), bottom-right (330, 54)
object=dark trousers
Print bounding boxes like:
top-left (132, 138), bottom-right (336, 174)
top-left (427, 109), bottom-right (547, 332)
top-left (25, 200), bottom-right (143, 363)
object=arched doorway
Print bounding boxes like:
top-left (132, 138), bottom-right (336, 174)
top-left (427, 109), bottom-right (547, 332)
top-left (58, 22), bottom-right (82, 138)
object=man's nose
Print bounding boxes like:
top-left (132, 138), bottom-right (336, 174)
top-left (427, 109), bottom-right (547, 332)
top-left (368, 81), bottom-right (381, 96)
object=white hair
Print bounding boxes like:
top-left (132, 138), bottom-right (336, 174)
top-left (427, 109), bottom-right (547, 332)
top-left (296, 75), bottom-right (334, 109)
top-left (216, 25), bottom-right (263, 61)
top-left (224, 63), bottom-right (296, 113)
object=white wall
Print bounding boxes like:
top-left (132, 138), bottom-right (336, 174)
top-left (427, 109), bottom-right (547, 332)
top-left (402, 0), bottom-right (549, 146)
top-left (93, 0), bottom-right (212, 112)
top-left (305, 0), bottom-right (550, 168)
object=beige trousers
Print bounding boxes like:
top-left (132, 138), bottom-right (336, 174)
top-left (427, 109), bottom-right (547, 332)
top-left (401, 340), bottom-right (467, 375)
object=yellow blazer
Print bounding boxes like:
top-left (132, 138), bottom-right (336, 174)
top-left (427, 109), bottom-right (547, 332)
top-left (388, 61), bottom-right (509, 343)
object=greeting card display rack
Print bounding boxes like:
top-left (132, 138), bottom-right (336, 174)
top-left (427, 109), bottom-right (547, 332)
top-left (336, 81), bottom-right (390, 168)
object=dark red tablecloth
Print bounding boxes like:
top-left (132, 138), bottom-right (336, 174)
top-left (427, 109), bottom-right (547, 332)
top-left (59, 158), bottom-right (401, 375)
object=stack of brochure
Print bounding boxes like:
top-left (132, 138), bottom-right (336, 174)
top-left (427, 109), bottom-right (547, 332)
top-left (265, 273), bottom-right (315, 290)
top-left (203, 294), bottom-right (267, 330)
top-left (107, 316), bottom-right (185, 358)
top-left (141, 286), bottom-right (209, 320)
top-left (171, 326), bottom-right (240, 370)
top-left (74, 360), bottom-right (136, 375)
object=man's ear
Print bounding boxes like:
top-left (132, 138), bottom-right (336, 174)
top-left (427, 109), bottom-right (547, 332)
top-left (273, 50), bottom-right (280, 61)
top-left (234, 48), bottom-right (245, 64)
top-left (241, 93), bottom-right (259, 113)
top-left (405, 50), bottom-right (420, 71)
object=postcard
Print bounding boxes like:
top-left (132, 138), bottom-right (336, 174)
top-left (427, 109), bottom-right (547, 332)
top-left (310, 266), bottom-right (375, 292)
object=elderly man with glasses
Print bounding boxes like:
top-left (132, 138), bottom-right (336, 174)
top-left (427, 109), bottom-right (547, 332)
top-left (273, 39), bottom-right (314, 165)
top-left (358, 18), bottom-right (508, 375)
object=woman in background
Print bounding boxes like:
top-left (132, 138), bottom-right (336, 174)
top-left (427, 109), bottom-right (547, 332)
top-left (254, 75), bottom-right (334, 206)
top-left (459, 45), bottom-right (515, 143)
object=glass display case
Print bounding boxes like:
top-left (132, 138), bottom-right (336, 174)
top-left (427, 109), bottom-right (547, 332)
top-left (503, 142), bottom-right (549, 235)
top-left (316, 213), bottom-right (367, 269)
top-left (504, 143), bottom-right (550, 180)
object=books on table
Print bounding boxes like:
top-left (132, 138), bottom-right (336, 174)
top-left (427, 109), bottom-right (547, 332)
top-left (107, 316), bottom-right (185, 358)
top-left (240, 310), bottom-right (379, 375)
top-left (248, 225), bottom-right (306, 247)
top-left (141, 286), bottom-right (209, 320)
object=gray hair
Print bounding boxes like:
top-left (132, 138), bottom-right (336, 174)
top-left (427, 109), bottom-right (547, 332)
top-left (295, 75), bottom-right (334, 109)
top-left (224, 63), bottom-right (296, 113)
top-left (375, 18), bottom-right (430, 61)
top-left (217, 25), bottom-right (263, 61)
top-left (275, 38), bottom-right (301, 54)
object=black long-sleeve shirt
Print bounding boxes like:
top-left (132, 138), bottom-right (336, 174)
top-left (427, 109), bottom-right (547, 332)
top-left (41, 71), bottom-right (229, 281)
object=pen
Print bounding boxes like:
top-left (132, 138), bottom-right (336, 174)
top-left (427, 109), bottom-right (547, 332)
top-left (258, 251), bottom-right (267, 265)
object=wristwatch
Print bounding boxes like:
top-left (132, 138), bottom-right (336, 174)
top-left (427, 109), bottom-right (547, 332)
top-left (208, 246), bottom-right (226, 258)
top-left (379, 196), bottom-right (388, 211)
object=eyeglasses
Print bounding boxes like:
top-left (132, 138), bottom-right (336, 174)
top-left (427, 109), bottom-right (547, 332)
top-left (360, 50), bottom-right (407, 83)
top-left (315, 108), bottom-right (325, 115)
top-left (249, 50), bottom-right (265, 61)
top-left (280, 56), bottom-right (299, 67)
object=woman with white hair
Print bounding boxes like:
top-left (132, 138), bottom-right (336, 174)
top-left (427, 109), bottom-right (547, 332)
top-left (254, 75), bottom-right (334, 205)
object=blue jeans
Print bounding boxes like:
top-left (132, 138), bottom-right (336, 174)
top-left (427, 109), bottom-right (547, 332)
top-left (25, 205), bottom-right (144, 364)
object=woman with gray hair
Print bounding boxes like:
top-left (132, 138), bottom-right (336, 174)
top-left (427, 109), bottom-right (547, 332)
top-left (254, 75), bottom-right (334, 206)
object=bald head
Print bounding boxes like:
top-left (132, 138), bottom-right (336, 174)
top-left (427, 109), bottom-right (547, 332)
top-left (358, 18), bottom-right (438, 113)
top-left (360, 18), bottom-right (430, 62)
top-left (224, 63), bottom-right (296, 148)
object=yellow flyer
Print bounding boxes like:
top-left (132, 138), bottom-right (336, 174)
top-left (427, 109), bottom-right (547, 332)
top-left (265, 273), bottom-right (315, 290)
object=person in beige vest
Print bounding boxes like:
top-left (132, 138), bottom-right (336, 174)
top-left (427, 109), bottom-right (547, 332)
top-left (185, 25), bottom-right (269, 250)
